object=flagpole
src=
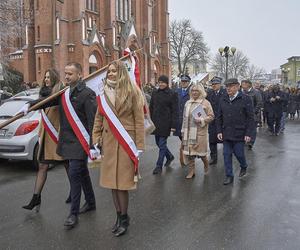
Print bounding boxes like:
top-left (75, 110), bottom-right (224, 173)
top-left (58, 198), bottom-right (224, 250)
top-left (0, 87), bottom-right (69, 129)
top-left (84, 48), bottom-right (143, 82)
top-left (0, 48), bottom-right (143, 130)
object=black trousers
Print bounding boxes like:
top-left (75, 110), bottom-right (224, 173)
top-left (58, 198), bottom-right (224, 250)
top-left (69, 159), bottom-right (95, 216)
top-left (268, 114), bottom-right (282, 134)
top-left (209, 143), bottom-right (218, 159)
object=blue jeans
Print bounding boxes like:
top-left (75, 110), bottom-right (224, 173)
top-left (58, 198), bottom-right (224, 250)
top-left (223, 141), bottom-right (248, 177)
top-left (280, 112), bottom-right (287, 131)
top-left (155, 135), bottom-right (173, 168)
top-left (69, 159), bottom-right (95, 215)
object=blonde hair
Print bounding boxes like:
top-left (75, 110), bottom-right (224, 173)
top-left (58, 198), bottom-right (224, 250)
top-left (106, 60), bottom-right (143, 109)
top-left (189, 83), bottom-right (207, 99)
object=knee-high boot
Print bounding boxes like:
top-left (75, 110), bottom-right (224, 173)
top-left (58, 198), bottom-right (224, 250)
top-left (179, 147), bottom-right (185, 167)
top-left (185, 157), bottom-right (195, 179)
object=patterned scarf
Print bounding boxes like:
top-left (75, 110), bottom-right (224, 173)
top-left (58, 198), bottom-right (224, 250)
top-left (182, 98), bottom-right (204, 146)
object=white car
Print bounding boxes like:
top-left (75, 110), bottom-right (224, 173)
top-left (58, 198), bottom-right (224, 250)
top-left (0, 89), bottom-right (40, 169)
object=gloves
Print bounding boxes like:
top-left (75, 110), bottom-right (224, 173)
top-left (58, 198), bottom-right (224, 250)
top-left (89, 144), bottom-right (101, 160)
top-left (16, 103), bottom-right (30, 116)
top-left (89, 149), bottom-right (100, 160)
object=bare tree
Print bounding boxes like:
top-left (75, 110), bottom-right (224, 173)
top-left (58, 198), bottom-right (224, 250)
top-left (243, 64), bottom-right (266, 80)
top-left (169, 19), bottom-right (209, 75)
top-left (210, 50), bottom-right (250, 80)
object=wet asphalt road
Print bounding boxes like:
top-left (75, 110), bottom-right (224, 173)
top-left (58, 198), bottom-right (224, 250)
top-left (0, 121), bottom-right (300, 250)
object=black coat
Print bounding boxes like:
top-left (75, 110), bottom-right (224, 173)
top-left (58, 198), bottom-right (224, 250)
top-left (216, 91), bottom-right (255, 142)
top-left (36, 80), bottom-right (97, 160)
top-left (243, 88), bottom-right (263, 123)
top-left (265, 90), bottom-right (285, 117)
top-left (174, 85), bottom-right (191, 137)
top-left (206, 87), bottom-right (226, 143)
top-left (149, 87), bottom-right (178, 137)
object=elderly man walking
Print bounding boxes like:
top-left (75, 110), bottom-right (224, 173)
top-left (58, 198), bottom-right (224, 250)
top-left (216, 78), bottom-right (255, 185)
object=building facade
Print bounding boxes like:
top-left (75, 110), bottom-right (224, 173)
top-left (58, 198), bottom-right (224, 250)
top-left (280, 56), bottom-right (300, 86)
top-left (7, 0), bottom-right (170, 84)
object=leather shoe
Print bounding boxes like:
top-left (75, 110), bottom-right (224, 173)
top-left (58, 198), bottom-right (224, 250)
top-left (64, 214), bottom-right (78, 229)
top-left (239, 168), bottom-right (247, 178)
top-left (209, 159), bottom-right (217, 165)
top-left (79, 202), bottom-right (96, 214)
top-left (223, 176), bottom-right (234, 185)
top-left (164, 155), bottom-right (175, 167)
top-left (152, 166), bottom-right (162, 175)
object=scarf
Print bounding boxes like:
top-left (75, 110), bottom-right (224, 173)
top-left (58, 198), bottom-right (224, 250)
top-left (182, 98), bottom-right (205, 146)
top-left (105, 79), bottom-right (117, 107)
top-left (39, 86), bottom-right (52, 97)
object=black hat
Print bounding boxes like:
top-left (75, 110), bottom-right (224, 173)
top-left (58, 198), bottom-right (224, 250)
top-left (209, 76), bottom-right (222, 85)
top-left (180, 74), bottom-right (191, 82)
top-left (224, 78), bottom-right (240, 86)
top-left (158, 75), bottom-right (169, 84)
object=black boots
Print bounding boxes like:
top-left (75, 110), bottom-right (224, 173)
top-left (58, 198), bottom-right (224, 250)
top-left (22, 194), bottom-right (41, 212)
top-left (114, 214), bottom-right (130, 237)
top-left (111, 212), bottom-right (121, 233)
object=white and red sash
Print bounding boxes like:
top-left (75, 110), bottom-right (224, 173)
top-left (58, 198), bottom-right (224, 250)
top-left (40, 110), bottom-right (59, 144)
top-left (96, 87), bottom-right (139, 174)
top-left (61, 88), bottom-right (92, 159)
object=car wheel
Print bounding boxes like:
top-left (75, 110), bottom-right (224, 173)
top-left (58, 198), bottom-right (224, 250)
top-left (32, 144), bottom-right (39, 171)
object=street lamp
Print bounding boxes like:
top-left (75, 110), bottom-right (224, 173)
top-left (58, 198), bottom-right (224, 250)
top-left (281, 67), bottom-right (290, 85)
top-left (218, 46), bottom-right (236, 80)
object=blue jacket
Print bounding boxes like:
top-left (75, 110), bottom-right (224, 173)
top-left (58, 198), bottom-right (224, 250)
top-left (174, 85), bottom-right (192, 137)
top-left (216, 91), bottom-right (255, 141)
top-left (206, 87), bottom-right (226, 143)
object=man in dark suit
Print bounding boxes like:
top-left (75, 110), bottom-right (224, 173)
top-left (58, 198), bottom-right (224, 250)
top-left (216, 78), bottom-right (255, 185)
top-left (150, 75), bottom-right (178, 174)
top-left (174, 74), bottom-right (192, 166)
top-left (206, 76), bottom-right (226, 165)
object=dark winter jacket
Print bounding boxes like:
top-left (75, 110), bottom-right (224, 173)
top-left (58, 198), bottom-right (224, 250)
top-left (265, 90), bottom-right (286, 117)
top-left (206, 87), bottom-right (227, 143)
top-left (149, 87), bottom-right (179, 137)
top-left (174, 85), bottom-right (192, 137)
top-left (216, 91), bottom-right (255, 141)
top-left (32, 80), bottom-right (97, 160)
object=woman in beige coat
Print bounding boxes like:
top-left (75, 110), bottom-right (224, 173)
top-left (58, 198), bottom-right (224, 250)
top-left (22, 69), bottom-right (70, 211)
top-left (93, 61), bottom-right (144, 237)
top-left (181, 84), bottom-right (214, 179)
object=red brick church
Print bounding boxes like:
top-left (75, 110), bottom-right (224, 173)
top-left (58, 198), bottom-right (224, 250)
top-left (8, 0), bottom-right (170, 85)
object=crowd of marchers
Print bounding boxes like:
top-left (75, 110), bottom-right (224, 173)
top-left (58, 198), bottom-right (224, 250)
top-left (17, 63), bottom-right (299, 237)
top-left (149, 74), bottom-right (298, 185)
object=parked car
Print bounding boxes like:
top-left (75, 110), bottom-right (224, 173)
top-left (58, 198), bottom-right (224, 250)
top-left (0, 90), bottom-right (40, 169)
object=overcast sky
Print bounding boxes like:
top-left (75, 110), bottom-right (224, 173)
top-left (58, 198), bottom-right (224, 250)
top-left (169, 0), bottom-right (300, 72)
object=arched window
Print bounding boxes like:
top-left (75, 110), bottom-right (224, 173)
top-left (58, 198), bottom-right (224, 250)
top-left (82, 18), bottom-right (86, 40)
top-left (56, 18), bottom-right (60, 40)
top-left (38, 57), bottom-right (41, 72)
top-left (37, 26), bottom-right (40, 41)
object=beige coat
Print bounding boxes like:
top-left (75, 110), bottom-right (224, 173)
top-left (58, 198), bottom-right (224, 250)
top-left (182, 98), bottom-right (214, 157)
top-left (92, 92), bottom-right (145, 190)
top-left (38, 106), bottom-right (63, 161)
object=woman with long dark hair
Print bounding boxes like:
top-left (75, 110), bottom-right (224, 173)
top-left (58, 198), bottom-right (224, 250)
top-left (22, 69), bottom-right (71, 211)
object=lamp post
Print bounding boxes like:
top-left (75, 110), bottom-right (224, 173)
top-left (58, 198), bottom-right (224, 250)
top-left (281, 67), bottom-right (290, 85)
top-left (218, 46), bottom-right (236, 80)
